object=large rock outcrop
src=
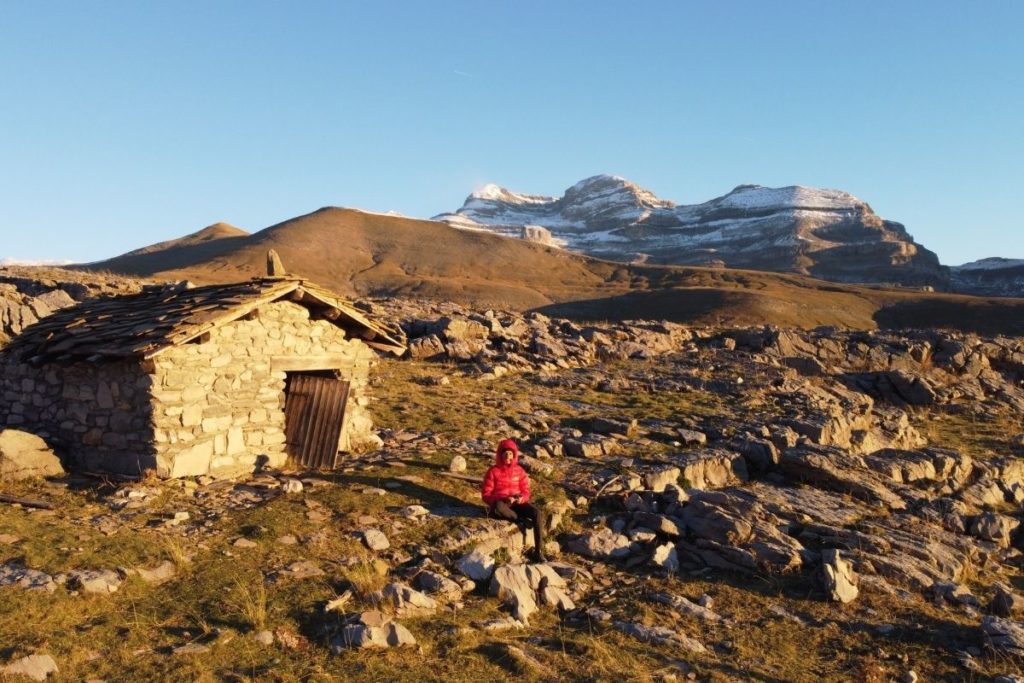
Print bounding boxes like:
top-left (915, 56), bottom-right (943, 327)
top-left (436, 175), bottom-right (948, 289)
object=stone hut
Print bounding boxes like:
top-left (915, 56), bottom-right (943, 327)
top-left (0, 276), bottom-right (405, 478)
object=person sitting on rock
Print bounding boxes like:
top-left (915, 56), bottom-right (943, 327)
top-left (481, 438), bottom-right (546, 562)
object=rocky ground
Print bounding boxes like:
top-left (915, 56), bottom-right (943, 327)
top-left (1, 290), bottom-right (1024, 680)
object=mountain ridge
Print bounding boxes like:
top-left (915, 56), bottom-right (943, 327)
top-left (436, 174), bottom-right (951, 290)
top-left (72, 205), bottom-right (1024, 337)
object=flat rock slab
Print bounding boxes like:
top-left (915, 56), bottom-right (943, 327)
top-left (613, 621), bottom-right (706, 654)
top-left (134, 561), bottom-right (177, 585)
top-left (2, 653), bottom-right (58, 681)
top-left (0, 563), bottom-right (55, 592)
top-left (333, 622), bottom-right (416, 650)
top-left (374, 582), bottom-right (438, 616)
top-left (983, 616), bottom-right (1024, 656)
top-left (361, 528), bottom-right (390, 551)
top-left (456, 549), bottom-right (496, 582)
top-left (68, 569), bottom-right (122, 594)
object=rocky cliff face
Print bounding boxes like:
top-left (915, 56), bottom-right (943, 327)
top-left (436, 175), bottom-right (950, 289)
top-left (951, 258), bottom-right (1024, 297)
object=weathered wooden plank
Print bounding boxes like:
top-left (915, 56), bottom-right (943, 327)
top-left (284, 375), bottom-right (349, 470)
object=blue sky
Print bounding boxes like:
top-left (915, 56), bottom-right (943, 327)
top-left (1, 1), bottom-right (1021, 264)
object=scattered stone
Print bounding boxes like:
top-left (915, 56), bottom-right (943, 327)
top-left (970, 512), bottom-right (1020, 547)
top-left (134, 561), bottom-right (176, 585)
top-left (990, 583), bottom-right (1024, 617)
top-left (0, 429), bottom-right (64, 480)
top-left (822, 549), bottom-right (859, 604)
top-left (449, 455), bottom-right (467, 473)
top-left (566, 528), bottom-right (635, 560)
top-left (676, 428), bottom-right (707, 446)
top-left (401, 505), bottom-right (430, 519)
top-left (983, 615), bottom-right (1024, 656)
top-left (172, 643), bottom-right (210, 655)
top-left (253, 630), bottom-right (274, 646)
top-left (651, 543), bottom-right (679, 573)
top-left (675, 449), bottom-right (748, 490)
top-left (0, 534), bottom-right (21, 544)
top-left (456, 549), bottom-right (496, 582)
top-left (414, 570), bottom-right (463, 598)
top-left (281, 478), bottom-right (303, 494)
top-left (489, 565), bottom-right (538, 623)
top-left (332, 611), bottom-right (416, 651)
top-left (649, 592), bottom-right (722, 623)
top-left (361, 529), bottom-right (390, 551)
top-left (643, 467), bottom-right (680, 492)
top-left (0, 563), bottom-right (55, 592)
top-left (232, 538), bottom-right (257, 549)
top-left (2, 654), bottom-right (58, 681)
top-left (901, 671), bottom-right (919, 683)
top-left (613, 621), bottom-right (706, 653)
top-left (68, 569), bottom-right (122, 595)
top-left (374, 582), bottom-right (438, 617)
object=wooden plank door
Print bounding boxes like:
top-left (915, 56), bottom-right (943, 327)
top-left (284, 374), bottom-right (350, 469)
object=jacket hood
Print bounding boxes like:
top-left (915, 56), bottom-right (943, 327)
top-left (495, 438), bottom-right (519, 465)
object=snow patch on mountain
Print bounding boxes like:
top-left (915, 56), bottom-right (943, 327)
top-left (954, 257), bottom-right (1024, 271)
top-left (434, 174), bottom-right (948, 290)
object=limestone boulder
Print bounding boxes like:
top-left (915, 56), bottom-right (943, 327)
top-left (990, 583), bottom-right (1024, 617)
top-left (821, 549), bottom-right (859, 603)
top-left (970, 512), bottom-right (1020, 548)
top-left (565, 528), bottom-right (636, 560)
top-left (2, 654), bottom-right (58, 681)
top-left (0, 430), bottom-right (64, 480)
top-left (373, 582), bottom-right (437, 617)
top-left (613, 621), bottom-right (706, 654)
top-left (674, 449), bottom-right (748, 490)
top-left (983, 616), bottom-right (1024, 657)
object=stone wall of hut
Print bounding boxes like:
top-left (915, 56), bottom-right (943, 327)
top-left (149, 300), bottom-right (377, 478)
top-left (0, 358), bottom-right (158, 474)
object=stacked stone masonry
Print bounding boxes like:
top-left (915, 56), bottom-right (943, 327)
top-left (0, 301), bottom-right (377, 478)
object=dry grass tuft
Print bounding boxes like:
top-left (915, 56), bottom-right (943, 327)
top-left (340, 557), bottom-right (389, 599)
top-left (229, 577), bottom-right (269, 631)
top-left (162, 535), bottom-right (193, 569)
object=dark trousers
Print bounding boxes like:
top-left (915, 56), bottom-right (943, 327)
top-left (492, 501), bottom-right (545, 553)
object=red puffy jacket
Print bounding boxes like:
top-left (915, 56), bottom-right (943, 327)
top-left (481, 438), bottom-right (531, 507)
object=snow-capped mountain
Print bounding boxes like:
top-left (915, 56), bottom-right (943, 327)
top-left (951, 258), bottom-right (1024, 297)
top-left (435, 175), bottom-right (949, 289)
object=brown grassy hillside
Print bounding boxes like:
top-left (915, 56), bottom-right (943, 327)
top-left (80, 207), bottom-right (1024, 335)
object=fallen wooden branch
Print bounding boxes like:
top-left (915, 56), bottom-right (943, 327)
top-left (594, 475), bottom-right (621, 498)
top-left (0, 493), bottom-right (55, 510)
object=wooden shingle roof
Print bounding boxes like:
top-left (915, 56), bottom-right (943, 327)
top-left (3, 278), bottom-right (406, 364)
